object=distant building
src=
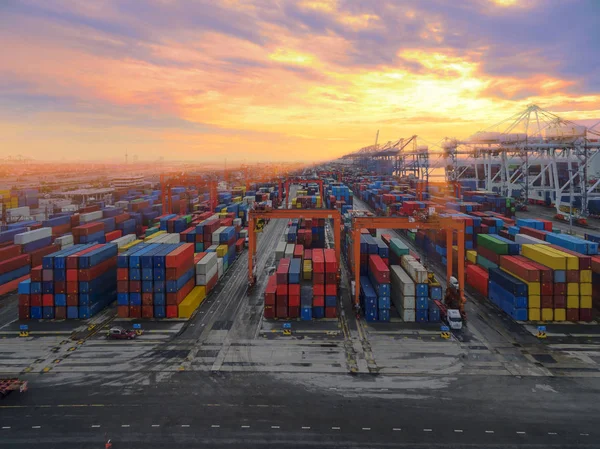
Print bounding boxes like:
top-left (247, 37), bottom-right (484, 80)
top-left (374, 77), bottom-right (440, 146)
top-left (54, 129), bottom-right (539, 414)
top-left (112, 175), bottom-right (145, 190)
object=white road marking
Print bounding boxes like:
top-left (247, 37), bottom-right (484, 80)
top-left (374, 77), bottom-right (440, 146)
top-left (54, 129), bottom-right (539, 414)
top-left (2, 427), bottom-right (11, 429)
top-left (485, 430), bottom-right (494, 434)
top-left (516, 431), bottom-right (526, 434)
top-left (152, 425), bottom-right (160, 428)
top-left (392, 428), bottom-right (401, 431)
top-left (423, 428), bottom-right (432, 432)
top-left (454, 429), bottom-right (463, 433)
top-left (211, 424), bottom-right (220, 428)
top-left (362, 427), bottom-right (371, 431)
top-left (580, 433), bottom-right (589, 436)
top-left (181, 425), bottom-right (190, 428)
top-left (121, 425), bottom-right (130, 428)
top-left (302, 426), bottom-right (311, 430)
top-left (331, 426), bottom-right (340, 430)
top-left (241, 425), bottom-right (250, 428)
top-left (32, 426), bottom-right (41, 429)
top-left (91, 425), bottom-right (100, 428)
top-left (271, 426), bottom-right (280, 429)
top-left (548, 432), bottom-right (557, 435)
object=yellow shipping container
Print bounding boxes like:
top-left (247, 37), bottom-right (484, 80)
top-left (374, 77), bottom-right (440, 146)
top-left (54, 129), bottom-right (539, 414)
top-left (529, 295), bottom-right (541, 308)
top-left (541, 308), bottom-right (553, 321)
top-left (566, 283), bottom-right (579, 296)
top-left (580, 295), bottom-right (592, 308)
top-left (119, 239), bottom-right (142, 252)
top-left (500, 268), bottom-right (540, 295)
top-left (521, 244), bottom-right (566, 270)
top-left (144, 230), bottom-right (166, 241)
top-left (580, 283), bottom-right (592, 296)
top-left (216, 245), bottom-right (228, 257)
top-left (566, 296), bottom-right (579, 309)
top-left (178, 286), bottom-right (207, 318)
top-left (466, 250), bottom-right (477, 264)
top-left (554, 308), bottom-right (566, 321)
top-left (543, 246), bottom-right (579, 270)
top-left (529, 308), bottom-right (541, 321)
top-left (581, 270), bottom-right (592, 283)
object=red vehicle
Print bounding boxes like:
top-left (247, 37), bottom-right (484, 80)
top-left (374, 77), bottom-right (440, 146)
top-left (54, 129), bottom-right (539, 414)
top-left (0, 378), bottom-right (27, 399)
top-left (106, 326), bottom-right (137, 340)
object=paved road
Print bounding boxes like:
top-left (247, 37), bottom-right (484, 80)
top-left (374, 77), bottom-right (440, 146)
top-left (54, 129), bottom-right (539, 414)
top-left (1, 372), bottom-right (599, 448)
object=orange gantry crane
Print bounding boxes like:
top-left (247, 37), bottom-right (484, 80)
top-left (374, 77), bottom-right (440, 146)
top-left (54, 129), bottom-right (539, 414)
top-left (351, 215), bottom-right (466, 313)
top-left (282, 178), bottom-right (324, 208)
top-left (160, 173), bottom-right (217, 215)
top-left (247, 208), bottom-right (341, 286)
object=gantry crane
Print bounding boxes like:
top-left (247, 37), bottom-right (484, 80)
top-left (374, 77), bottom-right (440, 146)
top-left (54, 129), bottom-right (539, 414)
top-left (247, 209), bottom-right (341, 286)
top-left (350, 215), bottom-right (466, 314)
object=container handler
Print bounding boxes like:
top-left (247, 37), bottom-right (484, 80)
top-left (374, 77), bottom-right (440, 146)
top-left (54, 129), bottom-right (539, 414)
top-left (436, 276), bottom-right (465, 330)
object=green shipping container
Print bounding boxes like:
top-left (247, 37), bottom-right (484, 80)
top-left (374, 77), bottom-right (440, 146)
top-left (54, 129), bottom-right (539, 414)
top-left (477, 234), bottom-right (508, 254)
top-left (477, 254), bottom-right (498, 271)
top-left (390, 238), bottom-right (410, 257)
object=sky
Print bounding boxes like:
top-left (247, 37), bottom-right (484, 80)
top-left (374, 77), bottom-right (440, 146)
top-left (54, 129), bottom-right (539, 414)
top-left (1, 0), bottom-right (599, 163)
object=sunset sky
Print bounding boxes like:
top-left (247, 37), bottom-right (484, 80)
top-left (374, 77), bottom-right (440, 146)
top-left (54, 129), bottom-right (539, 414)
top-left (1, 0), bottom-right (599, 162)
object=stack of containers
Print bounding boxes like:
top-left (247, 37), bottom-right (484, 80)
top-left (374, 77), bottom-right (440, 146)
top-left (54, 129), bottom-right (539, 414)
top-left (116, 243), bottom-right (195, 319)
top-left (400, 255), bottom-right (429, 322)
top-left (195, 218), bottom-right (221, 253)
top-left (196, 252), bottom-right (218, 293)
top-left (323, 249), bottom-right (338, 318)
top-left (18, 243), bottom-right (117, 320)
top-left (360, 275), bottom-right (378, 321)
top-left (275, 258), bottom-right (291, 318)
top-left (288, 258), bottom-right (301, 318)
top-left (390, 265), bottom-right (415, 322)
top-left (368, 255), bottom-right (390, 321)
top-left (488, 267), bottom-right (528, 321)
top-left (498, 255), bottom-right (542, 320)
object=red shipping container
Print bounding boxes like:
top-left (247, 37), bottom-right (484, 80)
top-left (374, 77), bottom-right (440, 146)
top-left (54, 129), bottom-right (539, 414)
top-left (66, 294), bottom-right (78, 306)
top-left (313, 284), bottom-right (325, 296)
top-left (541, 295), bottom-right (553, 308)
top-left (165, 261), bottom-right (194, 281)
top-left (276, 258), bottom-right (291, 285)
top-left (325, 272), bottom-right (337, 284)
top-left (142, 293), bottom-right (153, 306)
top-left (520, 226), bottom-right (547, 241)
top-left (312, 249), bottom-right (324, 273)
top-left (325, 284), bottom-right (337, 296)
top-left (66, 281), bottom-right (78, 294)
top-left (313, 273), bottom-right (325, 284)
top-left (164, 305), bottom-right (177, 318)
top-left (42, 294), bottom-right (54, 307)
top-left (117, 268), bottom-right (128, 281)
top-left (324, 249), bottom-right (337, 273)
top-left (288, 284), bottom-right (300, 296)
top-left (30, 294), bottom-right (42, 307)
top-left (117, 306), bottom-right (129, 318)
top-left (72, 222), bottom-right (104, 237)
top-left (18, 294), bottom-right (30, 307)
top-left (288, 306), bottom-right (299, 318)
top-left (29, 245), bottom-right (58, 268)
top-left (142, 305), bottom-right (153, 318)
top-left (368, 255), bottom-right (389, 283)
top-left (293, 244), bottom-right (304, 259)
top-left (264, 275), bottom-right (277, 305)
top-left (289, 296), bottom-right (300, 307)
top-left (54, 306), bottom-right (66, 320)
top-left (553, 296), bottom-right (566, 308)
top-left (466, 264), bottom-right (489, 296)
top-left (264, 305), bottom-right (275, 319)
top-left (0, 254), bottom-right (30, 275)
top-left (541, 282), bottom-right (553, 296)
top-left (80, 205), bottom-right (100, 213)
top-left (165, 243), bottom-right (194, 269)
top-left (566, 270), bottom-right (580, 283)
top-left (477, 246), bottom-right (501, 265)
top-left (18, 305), bottom-right (30, 320)
top-left (129, 305), bottom-right (142, 318)
top-left (499, 256), bottom-right (540, 282)
top-left (114, 213), bottom-right (130, 224)
top-left (566, 308), bottom-right (579, 321)
top-left (70, 215), bottom-right (80, 227)
top-left (325, 307), bottom-right (337, 318)
top-left (274, 305), bottom-right (287, 318)
top-left (51, 223), bottom-right (71, 237)
top-left (31, 265), bottom-right (42, 282)
top-left (547, 244), bottom-right (591, 270)
top-left (554, 283), bottom-right (566, 296)
top-left (78, 257), bottom-right (116, 282)
top-left (166, 278), bottom-right (195, 305)
top-left (194, 253), bottom-right (206, 264)
top-left (276, 295), bottom-right (287, 307)
top-left (381, 258), bottom-right (389, 266)
top-left (0, 244), bottom-right (22, 262)
top-left (54, 281), bottom-right (66, 294)
top-left (313, 296), bottom-right (325, 307)
top-left (129, 281), bottom-right (141, 293)
top-left (580, 308), bottom-right (592, 322)
top-left (105, 230), bottom-right (123, 242)
top-left (205, 272), bottom-right (218, 293)
top-left (277, 284), bottom-right (288, 296)
top-left (537, 219), bottom-right (553, 232)
top-left (304, 249), bottom-right (312, 260)
top-left (117, 280), bottom-right (128, 293)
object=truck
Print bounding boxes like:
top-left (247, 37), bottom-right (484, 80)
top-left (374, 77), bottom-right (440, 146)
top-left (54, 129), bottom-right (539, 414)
top-left (434, 300), bottom-right (463, 330)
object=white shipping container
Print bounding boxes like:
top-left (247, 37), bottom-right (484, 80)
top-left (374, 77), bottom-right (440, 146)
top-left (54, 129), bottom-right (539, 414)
top-left (284, 244), bottom-right (294, 259)
top-left (7, 206), bottom-right (30, 218)
top-left (196, 252), bottom-right (217, 274)
top-left (115, 201), bottom-right (129, 209)
top-left (14, 227), bottom-right (52, 245)
top-left (79, 210), bottom-right (103, 223)
top-left (239, 229), bottom-right (248, 239)
top-left (400, 256), bottom-right (427, 283)
top-left (212, 226), bottom-right (227, 245)
top-left (398, 308), bottom-right (416, 322)
top-left (233, 218), bottom-right (242, 227)
top-left (390, 265), bottom-right (415, 296)
top-left (162, 234), bottom-right (181, 244)
top-left (515, 234), bottom-right (549, 245)
top-left (196, 264), bottom-right (218, 284)
top-left (217, 258), bottom-right (224, 279)
top-left (61, 205), bottom-right (78, 212)
top-left (55, 234), bottom-right (74, 247)
top-left (275, 241), bottom-right (287, 261)
top-left (112, 234), bottom-right (136, 248)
